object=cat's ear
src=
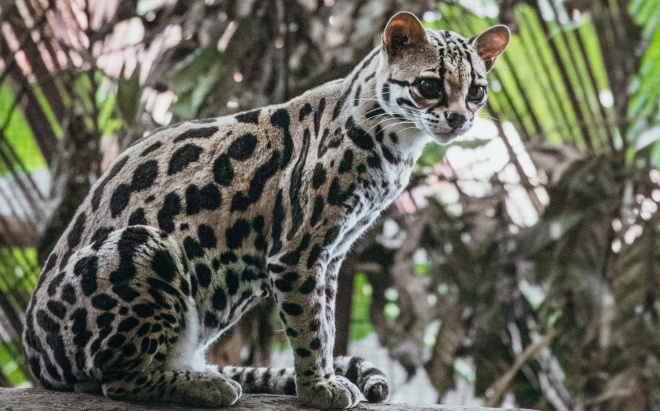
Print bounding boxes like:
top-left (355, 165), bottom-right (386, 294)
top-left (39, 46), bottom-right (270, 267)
top-left (382, 12), bottom-right (427, 60)
top-left (470, 25), bottom-right (510, 72)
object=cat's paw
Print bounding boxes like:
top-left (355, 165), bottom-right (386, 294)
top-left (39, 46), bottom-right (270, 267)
top-left (180, 374), bottom-right (242, 407)
top-left (298, 375), bottom-right (361, 409)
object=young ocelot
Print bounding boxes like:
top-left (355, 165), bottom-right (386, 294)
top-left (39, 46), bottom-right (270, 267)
top-left (23, 11), bottom-right (509, 409)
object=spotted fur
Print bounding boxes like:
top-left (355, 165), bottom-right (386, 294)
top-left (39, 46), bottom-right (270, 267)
top-left (23, 12), bottom-right (509, 409)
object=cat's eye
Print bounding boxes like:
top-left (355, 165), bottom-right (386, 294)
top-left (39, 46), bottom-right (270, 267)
top-left (415, 78), bottom-right (443, 99)
top-left (467, 85), bottom-right (486, 102)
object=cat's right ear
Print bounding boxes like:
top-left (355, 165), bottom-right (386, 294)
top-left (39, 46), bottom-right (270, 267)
top-left (382, 12), bottom-right (427, 60)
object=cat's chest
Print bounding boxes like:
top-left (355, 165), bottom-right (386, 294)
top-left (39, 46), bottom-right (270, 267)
top-left (329, 152), bottom-right (413, 257)
top-left (363, 150), bottom-right (414, 206)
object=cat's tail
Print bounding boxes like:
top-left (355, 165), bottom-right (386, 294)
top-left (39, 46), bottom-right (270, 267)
top-left (220, 356), bottom-right (389, 403)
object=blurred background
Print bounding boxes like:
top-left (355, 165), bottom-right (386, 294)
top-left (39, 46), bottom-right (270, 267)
top-left (0, 0), bottom-right (659, 409)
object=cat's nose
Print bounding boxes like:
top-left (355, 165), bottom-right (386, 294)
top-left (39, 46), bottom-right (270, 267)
top-left (445, 112), bottom-right (467, 129)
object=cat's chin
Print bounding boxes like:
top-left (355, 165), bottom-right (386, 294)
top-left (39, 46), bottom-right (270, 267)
top-left (428, 131), bottom-right (461, 145)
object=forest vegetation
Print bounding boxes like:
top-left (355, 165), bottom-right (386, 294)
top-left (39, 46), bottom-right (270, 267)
top-left (0, 0), bottom-right (659, 409)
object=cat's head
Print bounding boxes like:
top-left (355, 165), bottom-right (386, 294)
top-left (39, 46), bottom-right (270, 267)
top-left (376, 12), bottom-right (510, 144)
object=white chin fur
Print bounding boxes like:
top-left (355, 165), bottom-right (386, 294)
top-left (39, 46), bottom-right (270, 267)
top-left (422, 122), bottom-right (462, 144)
top-left (429, 132), bottom-right (459, 144)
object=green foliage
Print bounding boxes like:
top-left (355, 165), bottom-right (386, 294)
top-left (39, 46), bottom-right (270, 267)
top-left (0, 66), bottom-right (120, 390)
top-left (400, 2), bottom-right (660, 408)
top-left (0, 85), bottom-right (47, 177)
top-left (629, 0), bottom-right (660, 121)
top-left (416, 148), bottom-right (657, 408)
top-left (350, 274), bottom-right (374, 341)
top-left (0, 343), bottom-right (28, 386)
top-left (629, 0), bottom-right (660, 162)
top-left (116, 66), bottom-right (141, 125)
top-left (0, 248), bottom-right (39, 293)
top-left (97, 90), bottom-right (122, 137)
top-left (167, 42), bottom-right (227, 120)
top-left (72, 70), bottom-right (123, 136)
top-left (31, 82), bottom-right (63, 140)
top-left (0, 247), bottom-right (38, 387)
top-left (433, 3), bottom-right (619, 152)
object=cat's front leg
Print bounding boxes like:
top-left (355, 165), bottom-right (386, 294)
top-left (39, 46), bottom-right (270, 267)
top-left (324, 255), bottom-right (389, 404)
top-left (270, 253), bottom-right (361, 409)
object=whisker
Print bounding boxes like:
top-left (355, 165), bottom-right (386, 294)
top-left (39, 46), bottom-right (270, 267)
top-left (364, 117), bottom-right (404, 135)
top-left (364, 112), bottom-right (421, 135)
top-left (379, 120), bottom-right (418, 135)
top-left (382, 121), bottom-right (414, 133)
top-left (393, 125), bottom-right (425, 136)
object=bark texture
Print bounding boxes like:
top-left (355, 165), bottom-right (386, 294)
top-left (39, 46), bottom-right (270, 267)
top-left (0, 388), bottom-right (534, 411)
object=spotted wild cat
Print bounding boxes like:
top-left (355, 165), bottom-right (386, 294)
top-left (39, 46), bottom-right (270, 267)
top-left (23, 11), bottom-right (509, 409)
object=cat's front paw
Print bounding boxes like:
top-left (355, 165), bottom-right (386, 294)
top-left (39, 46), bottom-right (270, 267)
top-left (298, 375), bottom-right (361, 409)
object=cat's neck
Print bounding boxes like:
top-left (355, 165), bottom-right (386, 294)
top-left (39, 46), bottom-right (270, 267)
top-left (287, 47), bottom-right (430, 161)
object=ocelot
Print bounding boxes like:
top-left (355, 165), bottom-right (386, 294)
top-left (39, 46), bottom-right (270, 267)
top-left (23, 11), bottom-right (509, 409)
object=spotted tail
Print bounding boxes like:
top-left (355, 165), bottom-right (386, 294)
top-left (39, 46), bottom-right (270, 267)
top-left (220, 356), bottom-right (389, 403)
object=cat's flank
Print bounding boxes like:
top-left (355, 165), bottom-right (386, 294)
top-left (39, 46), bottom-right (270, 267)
top-left (23, 12), bottom-right (509, 409)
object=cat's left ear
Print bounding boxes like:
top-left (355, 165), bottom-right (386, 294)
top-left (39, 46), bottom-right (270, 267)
top-left (469, 25), bottom-right (510, 72)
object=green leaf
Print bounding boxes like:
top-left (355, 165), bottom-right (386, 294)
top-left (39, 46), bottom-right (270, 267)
top-left (167, 42), bottom-right (226, 120)
top-left (0, 85), bottom-right (48, 176)
top-left (169, 62), bottom-right (222, 120)
top-left (116, 65), bottom-right (141, 125)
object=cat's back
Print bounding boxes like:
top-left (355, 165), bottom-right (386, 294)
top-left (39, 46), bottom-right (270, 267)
top-left (59, 107), bottom-right (302, 254)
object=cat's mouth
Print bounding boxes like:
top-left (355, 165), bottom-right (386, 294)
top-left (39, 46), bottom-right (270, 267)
top-left (424, 116), bottom-right (476, 144)
top-left (410, 118), bottom-right (470, 144)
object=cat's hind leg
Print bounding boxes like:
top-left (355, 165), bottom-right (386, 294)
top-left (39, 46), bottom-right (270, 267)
top-left (81, 225), bottom-right (241, 407)
top-left (102, 369), bottom-right (242, 407)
